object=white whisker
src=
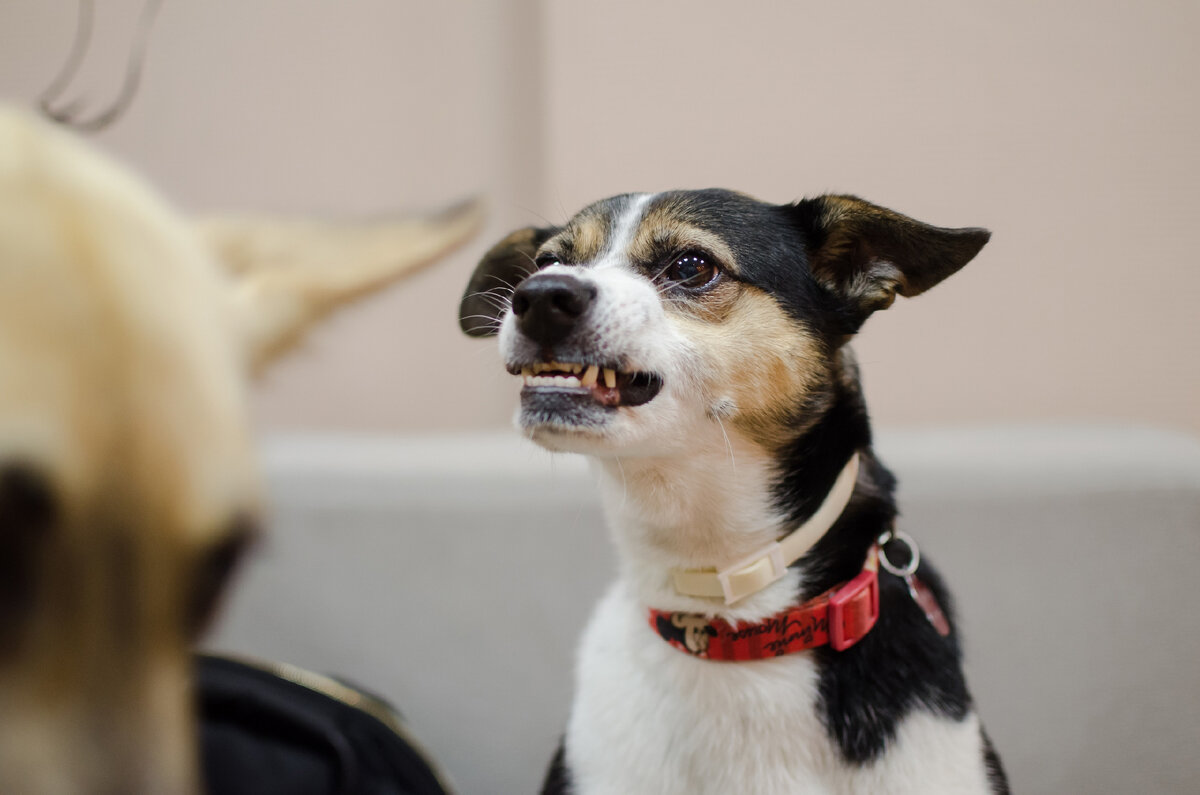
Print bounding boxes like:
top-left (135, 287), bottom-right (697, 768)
top-left (614, 455), bottom-right (628, 511)
top-left (481, 273), bottom-right (522, 291)
top-left (516, 250), bottom-right (540, 272)
top-left (715, 414), bottom-right (736, 474)
top-left (458, 314), bottom-right (506, 329)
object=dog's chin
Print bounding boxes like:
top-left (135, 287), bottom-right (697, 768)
top-left (520, 387), bottom-right (614, 432)
top-left (517, 384), bottom-right (661, 454)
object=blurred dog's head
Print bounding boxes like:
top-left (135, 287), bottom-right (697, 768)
top-left (0, 107), bottom-right (480, 793)
top-left (461, 189), bottom-right (987, 459)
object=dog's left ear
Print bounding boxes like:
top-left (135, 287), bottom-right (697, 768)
top-left (788, 195), bottom-right (989, 322)
top-left (459, 226), bottom-right (560, 337)
top-left (198, 199), bottom-right (483, 373)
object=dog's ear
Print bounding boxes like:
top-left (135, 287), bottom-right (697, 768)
top-left (198, 199), bottom-right (484, 373)
top-left (788, 195), bottom-right (989, 322)
top-left (459, 226), bottom-right (559, 337)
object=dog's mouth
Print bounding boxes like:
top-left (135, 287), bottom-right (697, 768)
top-left (507, 361), bottom-right (664, 408)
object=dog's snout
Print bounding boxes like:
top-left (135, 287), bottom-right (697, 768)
top-left (511, 273), bottom-right (596, 346)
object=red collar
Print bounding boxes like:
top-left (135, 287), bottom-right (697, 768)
top-left (648, 546), bottom-right (881, 660)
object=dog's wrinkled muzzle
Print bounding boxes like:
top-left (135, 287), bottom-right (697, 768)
top-left (507, 272), bottom-right (663, 418)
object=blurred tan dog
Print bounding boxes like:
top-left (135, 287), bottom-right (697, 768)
top-left (0, 106), bottom-right (480, 794)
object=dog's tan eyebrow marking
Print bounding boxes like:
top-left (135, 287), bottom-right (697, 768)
top-left (629, 217), bottom-right (739, 276)
top-left (566, 214), bottom-right (611, 262)
top-left (543, 211), bottom-right (613, 264)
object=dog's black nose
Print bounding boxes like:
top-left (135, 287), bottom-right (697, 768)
top-left (511, 273), bottom-right (596, 346)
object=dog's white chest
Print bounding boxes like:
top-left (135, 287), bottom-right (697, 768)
top-left (564, 584), bottom-right (993, 795)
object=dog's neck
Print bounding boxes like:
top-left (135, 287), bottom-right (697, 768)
top-left (589, 441), bottom-right (864, 622)
top-left (589, 374), bottom-right (886, 623)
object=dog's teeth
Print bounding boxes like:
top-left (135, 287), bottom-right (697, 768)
top-left (603, 368), bottom-right (617, 389)
top-left (571, 363), bottom-right (583, 374)
top-left (521, 367), bottom-right (533, 377)
top-left (581, 365), bottom-right (599, 387)
top-left (523, 372), bottom-right (583, 388)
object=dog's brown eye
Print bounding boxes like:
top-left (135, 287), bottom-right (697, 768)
top-left (666, 252), bottom-right (720, 290)
top-left (535, 254), bottom-right (562, 269)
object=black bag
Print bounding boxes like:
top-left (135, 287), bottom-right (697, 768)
top-left (197, 655), bottom-right (454, 795)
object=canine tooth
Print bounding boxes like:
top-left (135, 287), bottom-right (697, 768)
top-left (603, 368), bottom-right (617, 388)
top-left (581, 365), bottom-right (599, 387)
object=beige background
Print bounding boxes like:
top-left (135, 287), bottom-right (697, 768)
top-left (1, 0), bottom-right (1197, 434)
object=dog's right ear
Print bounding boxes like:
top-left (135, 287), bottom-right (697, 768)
top-left (198, 199), bottom-right (484, 372)
top-left (459, 226), bottom-right (559, 337)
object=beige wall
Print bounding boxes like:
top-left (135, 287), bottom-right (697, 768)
top-left (2, 1), bottom-right (1197, 433)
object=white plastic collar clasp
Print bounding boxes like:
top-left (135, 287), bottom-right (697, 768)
top-left (715, 542), bottom-right (787, 604)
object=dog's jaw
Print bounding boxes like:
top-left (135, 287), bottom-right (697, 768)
top-left (498, 260), bottom-right (692, 456)
top-left (513, 377), bottom-right (693, 457)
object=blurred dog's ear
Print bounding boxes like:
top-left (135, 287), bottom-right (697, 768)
top-left (788, 195), bottom-right (989, 325)
top-left (198, 199), bottom-right (484, 373)
top-left (459, 226), bottom-right (559, 337)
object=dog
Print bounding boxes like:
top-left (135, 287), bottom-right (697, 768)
top-left (0, 106), bottom-right (480, 794)
top-left (460, 189), bottom-right (1008, 794)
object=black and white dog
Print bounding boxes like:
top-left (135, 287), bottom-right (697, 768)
top-left (460, 190), bottom-right (1007, 794)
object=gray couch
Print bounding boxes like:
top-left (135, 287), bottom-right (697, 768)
top-left (206, 425), bottom-right (1200, 794)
